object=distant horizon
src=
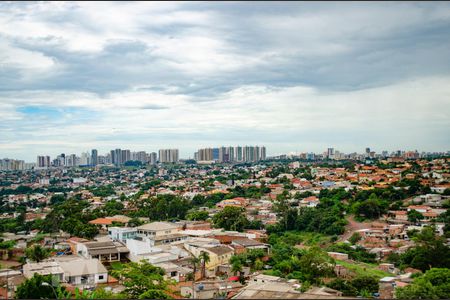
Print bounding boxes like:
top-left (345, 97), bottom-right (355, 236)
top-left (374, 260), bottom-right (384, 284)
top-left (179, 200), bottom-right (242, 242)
top-left (1, 2), bottom-right (449, 161)
top-left (2, 145), bottom-right (449, 163)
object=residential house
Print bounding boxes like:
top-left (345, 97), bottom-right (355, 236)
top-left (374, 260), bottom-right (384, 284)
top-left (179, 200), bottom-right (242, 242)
top-left (77, 240), bottom-right (129, 263)
top-left (108, 227), bottom-right (138, 243)
top-left (231, 238), bottom-right (270, 254)
top-left (23, 261), bottom-right (65, 282)
top-left (184, 243), bottom-right (234, 277)
top-left (55, 256), bottom-right (108, 287)
top-left (136, 222), bottom-right (188, 246)
top-left (88, 215), bottom-right (131, 231)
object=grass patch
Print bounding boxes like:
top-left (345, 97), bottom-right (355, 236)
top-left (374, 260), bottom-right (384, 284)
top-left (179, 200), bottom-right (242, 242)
top-left (335, 259), bottom-right (391, 279)
top-left (110, 261), bottom-right (125, 271)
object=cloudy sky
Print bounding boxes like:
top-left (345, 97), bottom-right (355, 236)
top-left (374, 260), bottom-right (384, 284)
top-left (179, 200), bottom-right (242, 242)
top-left (1, 1), bottom-right (450, 161)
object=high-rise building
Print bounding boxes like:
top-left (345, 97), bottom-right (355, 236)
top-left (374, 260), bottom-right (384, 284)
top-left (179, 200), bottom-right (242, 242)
top-left (98, 155), bottom-right (106, 165)
top-left (227, 146), bottom-right (235, 162)
top-left (56, 153), bottom-right (65, 167)
top-left (111, 149), bottom-right (122, 166)
top-left (65, 154), bottom-right (78, 167)
top-left (212, 148), bottom-right (219, 160)
top-left (260, 146), bottom-right (266, 160)
top-left (149, 152), bottom-right (157, 165)
top-left (121, 149), bottom-right (131, 164)
top-left (135, 151), bottom-right (148, 163)
top-left (244, 146), bottom-right (256, 162)
top-left (0, 159), bottom-right (25, 171)
top-left (91, 149), bottom-right (98, 166)
top-left (218, 147), bottom-right (227, 163)
top-left (235, 146), bottom-right (243, 162)
top-left (158, 149), bottom-right (179, 163)
top-left (254, 146), bottom-right (260, 161)
top-left (196, 145), bottom-right (266, 163)
top-left (80, 152), bottom-right (91, 166)
top-left (327, 148), bottom-right (334, 159)
top-left (37, 156), bottom-right (51, 168)
top-left (197, 148), bottom-right (213, 161)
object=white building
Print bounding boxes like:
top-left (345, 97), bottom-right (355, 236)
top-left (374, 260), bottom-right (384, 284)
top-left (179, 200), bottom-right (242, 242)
top-left (23, 257), bottom-right (108, 288)
top-left (136, 222), bottom-right (187, 246)
top-left (108, 227), bottom-right (138, 243)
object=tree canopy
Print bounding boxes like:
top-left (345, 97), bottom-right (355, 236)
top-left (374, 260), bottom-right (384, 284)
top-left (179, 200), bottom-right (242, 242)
top-left (212, 206), bottom-right (249, 231)
top-left (396, 268), bottom-right (450, 299)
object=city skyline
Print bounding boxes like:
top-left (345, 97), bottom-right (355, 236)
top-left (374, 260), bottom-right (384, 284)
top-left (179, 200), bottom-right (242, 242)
top-left (1, 2), bottom-right (450, 160)
top-left (2, 144), bottom-right (448, 165)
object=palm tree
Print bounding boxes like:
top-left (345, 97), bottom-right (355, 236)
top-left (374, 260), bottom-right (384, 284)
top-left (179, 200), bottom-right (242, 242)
top-left (25, 244), bottom-right (51, 263)
top-left (189, 256), bottom-right (201, 282)
top-left (231, 260), bottom-right (244, 283)
top-left (199, 251), bottom-right (210, 279)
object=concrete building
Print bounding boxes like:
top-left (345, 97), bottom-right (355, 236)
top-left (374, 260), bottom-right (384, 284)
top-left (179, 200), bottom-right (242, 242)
top-left (108, 227), bottom-right (138, 243)
top-left (136, 222), bottom-right (187, 246)
top-left (159, 149), bottom-right (179, 163)
top-left (91, 149), bottom-right (98, 166)
top-left (149, 152), bottom-right (158, 165)
top-left (37, 156), bottom-right (51, 168)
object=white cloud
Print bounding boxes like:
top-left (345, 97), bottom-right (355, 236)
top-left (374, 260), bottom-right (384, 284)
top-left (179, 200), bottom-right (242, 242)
top-left (0, 2), bottom-right (449, 160)
top-left (1, 76), bottom-right (449, 160)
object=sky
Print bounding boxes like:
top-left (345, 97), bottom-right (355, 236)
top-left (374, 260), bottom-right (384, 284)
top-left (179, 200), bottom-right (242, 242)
top-left (1, 1), bottom-right (450, 161)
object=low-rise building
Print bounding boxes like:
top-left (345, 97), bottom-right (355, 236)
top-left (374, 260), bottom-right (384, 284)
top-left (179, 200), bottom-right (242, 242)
top-left (78, 240), bottom-right (129, 262)
top-left (108, 227), bottom-right (138, 243)
top-left (136, 222), bottom-right (188, 246)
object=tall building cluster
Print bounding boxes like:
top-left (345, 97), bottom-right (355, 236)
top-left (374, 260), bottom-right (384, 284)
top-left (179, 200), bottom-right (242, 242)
top-left (158, 149), bottom-right (179, 163)
top-left (194, 146), bottom-right (266, 163)
top-left (4, 145), bottom-right (444, 172)
top-left (0, 158), bottom-right (26, 171)
top-left (34, 148), bottom-right (163, 169)
top-left (109, 149), bottom-right (160, 166)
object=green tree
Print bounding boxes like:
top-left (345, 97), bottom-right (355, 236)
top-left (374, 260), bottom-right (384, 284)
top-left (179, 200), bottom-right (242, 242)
top-left (15, 274), bottom-right (66, 299)
top-left (407, 209), bottom-right (424, 223)
top-left (199, 251), bottom-right (210, 279)
top-left (396, 268), bottom-right (450, 299)
top-left (327, 278), bottom-right (357, 296)
top-left (354, 193), bottom-right (386, 219)
top-left (399, 227), bottom-right (450, 271)
top-left (49, 194), bottom-right (65, 205)
top-left (349, 232), bottom-right (362, 245)
top-left (25, 244), bottom-right (51, 263)
top-left (190, 256), bottom-right (201, 281)
top-left (350, 275), bottom-right (379, 296)
top-left (298, 246), bottom-right (335, 283)
top-left (111, 260), bottom-right (171, 299)
top-left (231, 258), bottom-right (245, 283)
top-left (186, 211), bottom-right (209, 221)
top-left (104, 200), bottom-right (124, 216)
top-left (212, 206), bottom-right (249, 231)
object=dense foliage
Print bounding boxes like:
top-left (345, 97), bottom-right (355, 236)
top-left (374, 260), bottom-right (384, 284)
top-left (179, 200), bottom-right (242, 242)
top-left (396, 268), bottom-right (450, 299)
top-left (111, 261), bottom-right (172, 299)
top-left (37, 198), bottom-right (99, 239)
top-left (391, 227), bottom-right (450, 272)
top-left (212, 206), bottom-right (250, 231)
top-left (15, 274), bottom-right (66, 299)
top-left (129, 194), bottom-right (190, 221)
top-left (327, 276), bottom-right (379, 297)
top-left (326, 243), bottom-right (376, 263)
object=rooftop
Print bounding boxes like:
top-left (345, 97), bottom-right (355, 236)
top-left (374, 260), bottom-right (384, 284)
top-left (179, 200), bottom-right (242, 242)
top-left (137, 221), bottom-right (180, 231)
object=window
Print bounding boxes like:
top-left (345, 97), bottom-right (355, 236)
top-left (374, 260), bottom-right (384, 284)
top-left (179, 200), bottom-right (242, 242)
top-left (98, 275), bottom-right (104, 280)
